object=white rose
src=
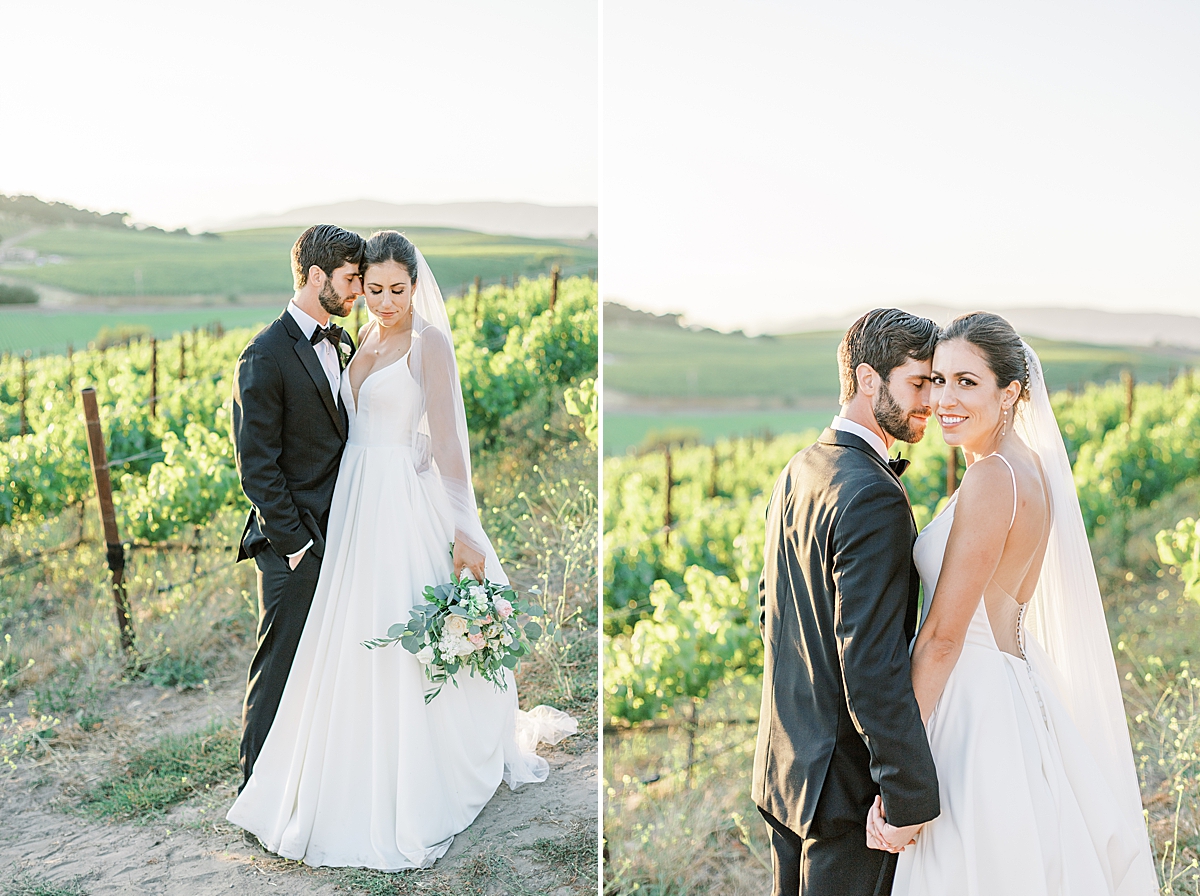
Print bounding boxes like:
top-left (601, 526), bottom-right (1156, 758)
top-left (415, 645), bottom-right (435, 665)
top-left (501, 632), bottom-right (513, 647)
top-left (445, 615), bottom-right (470, 637)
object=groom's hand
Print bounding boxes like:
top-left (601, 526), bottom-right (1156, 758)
top-left (287, 543), bottom-right (309, 570)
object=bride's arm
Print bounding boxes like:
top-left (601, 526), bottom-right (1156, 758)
top-left (910, 456), bottom-right (1014, 722)
top-left (419, 328), bottom-right (487, 580)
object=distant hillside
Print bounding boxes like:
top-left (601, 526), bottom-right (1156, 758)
top-left (0, 194), bottom-right (130, 232)
top-left (1, 226), bottom-right (596, 302)
top-left (212, 200), bottom-right (598, 241)
top-left (769, 303), bottom-right (1200, 351)
top-left (604, 301), bottom-right (1200, 406)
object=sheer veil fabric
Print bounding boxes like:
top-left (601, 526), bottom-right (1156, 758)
top-left (1015, 343), bottom-right (1156, 887)
top-left (407, 248), bottom-right (494, 563)
top-left (405, 246), bottom-right (578, 786)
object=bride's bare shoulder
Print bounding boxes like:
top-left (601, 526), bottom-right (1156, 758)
top-left (954, 455), bottom-right (1016, 520)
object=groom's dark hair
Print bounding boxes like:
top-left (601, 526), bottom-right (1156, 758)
top-left (291, 224), bottom-right (366, 289)
top-left (838, 308), bottom-right (939, 403)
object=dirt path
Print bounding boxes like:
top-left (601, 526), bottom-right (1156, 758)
top-left (1, 674), bottom-right (597, 895)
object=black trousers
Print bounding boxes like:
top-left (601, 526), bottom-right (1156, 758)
top-left (239, 545), bottom-right (321, 791)
top-left (759, 805), bottom-right (896, 896)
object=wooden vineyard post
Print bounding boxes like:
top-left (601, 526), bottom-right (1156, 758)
top-left (19, 353), bottom-right (28, 435)
top-left (549, 265), bottom-right (560, 310)
top-left (663, 446), bottom-right (674, 545)
top-left (947, 445), bottom-right (959, 497)
top-left (686, 699), bottom-right (698, 790)
top-left (66, 344), bottom-right (74, 400)
top-left (150, 338), bottom-right (158, 417)
top-left (81, 387), bottom-right (136, 657)
top-left (1123, 370), bottom-right (1135, 423)
top-left (179, 333), bottom-right (187, 380)
top-left (473, 276), bottom-right (482, 327)
top-left (709, 443), bottom-right (720, 498)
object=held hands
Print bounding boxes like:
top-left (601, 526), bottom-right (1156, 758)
top-left (452, 539), bottom-right (486, 583)
top-left (865, 795), bottom-right (923, 853)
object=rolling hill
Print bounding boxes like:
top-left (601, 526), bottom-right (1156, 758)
top-left (209, 200), bottom-right (598, 240)
top-left (603, 301), bottom-right (1200, 454)
top-left (1, 226), bottom-right (596, 303)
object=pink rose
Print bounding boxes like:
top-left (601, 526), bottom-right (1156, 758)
top-left (495, 597), bottom-right (514, 619)
top-left (468, 632), bottom-right (486, 650)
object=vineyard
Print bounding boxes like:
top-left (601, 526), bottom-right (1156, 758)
top-left (0, 274), bottom-right (596, 535)
top-left (0, 274), bottom-right (599, 893)
top-left (603, 373), bottom-right (1200, 894)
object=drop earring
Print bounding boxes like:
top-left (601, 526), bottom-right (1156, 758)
top-left (1001, 406), bottom-right (1008, 438)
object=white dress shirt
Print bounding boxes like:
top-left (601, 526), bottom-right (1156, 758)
top-left (830, 415), bottom-right (891, 463)
top-left (287, 300), bottom-right (341, 407)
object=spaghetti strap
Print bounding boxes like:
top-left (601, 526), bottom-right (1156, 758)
top-left (986, 452), bottom-right (1018, 530)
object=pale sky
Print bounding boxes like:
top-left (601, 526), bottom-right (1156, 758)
top-left (0, 0), bottom-right (597, 231)
top-left (603, 1), bottom-right (1200, 330)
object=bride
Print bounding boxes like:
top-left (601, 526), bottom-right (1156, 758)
top-left (867, 312), bottom-right (1157, 894)
top-left (227, 230), bottom-right (575, 870)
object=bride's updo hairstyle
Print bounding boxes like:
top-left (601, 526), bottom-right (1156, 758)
top-left (939, 312), bottom-right (1030, 403)
top-left (363, 230), bottom-right (420, 284)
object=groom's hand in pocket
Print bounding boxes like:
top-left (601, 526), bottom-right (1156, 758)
top-left (287, 543), bottom-right (310, 570)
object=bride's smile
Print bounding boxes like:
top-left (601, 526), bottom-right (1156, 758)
top-left (931, 339), bottom-right (1021, 459)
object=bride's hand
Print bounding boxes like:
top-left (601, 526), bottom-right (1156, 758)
top-left (453, 539), bottom-right (486, 583)
top-left (866, 795), bottom-right (922, 853)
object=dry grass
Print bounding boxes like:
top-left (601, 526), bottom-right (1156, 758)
top-left (0, 432), bottom-right (598, 895)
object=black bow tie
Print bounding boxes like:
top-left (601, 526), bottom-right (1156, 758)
top-left (888, 456), bottom-right (910, 476)
top-left (310, 323), bottom-right (344, 349)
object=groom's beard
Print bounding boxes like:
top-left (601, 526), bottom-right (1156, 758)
top-left (874, 379), bottom-right (929, 444)
top-left (318, 278), bottom-right (350, 317)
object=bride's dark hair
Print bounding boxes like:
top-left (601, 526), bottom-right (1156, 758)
top-left (363, 230), bottom-right (420, 283)
top-left (940, 312), bottom-right (1030, 402)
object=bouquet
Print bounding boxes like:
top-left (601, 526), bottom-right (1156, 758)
top-left (363, 573), bottom-right (546, 703)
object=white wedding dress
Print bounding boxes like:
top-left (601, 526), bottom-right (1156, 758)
top-left (226, 328), bottom-right (575, 870)
top-left (892, 452), bottom-right (1156, 895)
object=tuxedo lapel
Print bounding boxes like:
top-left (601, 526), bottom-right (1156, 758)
top-left (280, 313), bottom-right (346, 439)
top-left (818, 428), bottom-right (901, 485)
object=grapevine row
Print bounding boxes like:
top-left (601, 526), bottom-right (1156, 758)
top-left (0, 275), bottom-right (598, 540)
top-left (604, 373), bottom-right (1200, 724)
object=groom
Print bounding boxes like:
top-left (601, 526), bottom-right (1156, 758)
top-left (752, 309), bottom-right (942, 895)
top-left (230, 224), bottom-right (365, 790)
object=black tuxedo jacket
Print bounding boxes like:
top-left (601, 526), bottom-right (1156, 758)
top-left (752, 428), bottom-right (940, 835)
top-left (231, 312), bottom-right (355, 562)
